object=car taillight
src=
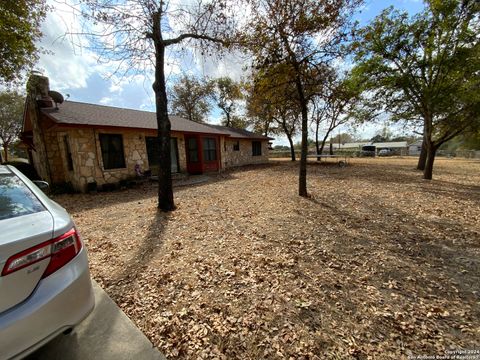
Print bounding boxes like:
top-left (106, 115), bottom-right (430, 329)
top-left (1, 228), bottom-right (82, 277)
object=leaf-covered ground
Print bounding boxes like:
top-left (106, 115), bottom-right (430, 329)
top-left (55, 158), bottom-right (480, 359)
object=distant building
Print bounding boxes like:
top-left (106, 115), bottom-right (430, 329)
top-left (408, 140), bottom-right (423, 155)
top-left (372, 141), bottom-right (408, 155)
top-left (330, 141), bottom-right (409, 155)
top-left (331, 142), bottom-right (369, 151)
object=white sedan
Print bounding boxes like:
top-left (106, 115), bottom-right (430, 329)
top-left (0, 165), bottom-right (94, 360)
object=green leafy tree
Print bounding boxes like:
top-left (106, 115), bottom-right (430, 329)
top-left (171, 75), bottom-right (214, 124)
top-left (242, 0), bottom-right (358, 196)
top-left (227, 115), bottom-right (249, 129)
top-left (330, 133), bottom-right (354, 145)
top-left (81, 0), bottom-right (237, 211)
top-left (0, 91), bottom-right (25, 163)
top-left (352, 0), bottom-right (480, 179)
top-left (212, 77), bottom-right (243, 127)
top-left (0, 1), bottom-right (48, 83)
top-left (245, 80), bottom-right (278, 137)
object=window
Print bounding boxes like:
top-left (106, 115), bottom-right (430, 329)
top-left (233, 141), bottom-right (240, 151)
top-left (203, 138), bottom-right (217, 161)
top-left (187, 138), bottom-right (199, 163)
top-left (252, 141), bottom-right (262, 156)
top-left (64, 135), bottom-right (73, 171)
top-left (99, 134), bottom-right (126, 169)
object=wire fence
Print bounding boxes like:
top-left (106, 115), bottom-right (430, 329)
top-left (269, 149), bottom-right (480, 159)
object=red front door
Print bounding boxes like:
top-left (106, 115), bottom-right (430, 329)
top-left (186, 135), bottom-right (203, 174)
top-left (185, 135), bottom-right (220, 174)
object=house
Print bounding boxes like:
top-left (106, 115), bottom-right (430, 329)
top-left (408, 140), bottom-right (423, 155)
top-left (210, 125), bottom-right (272, 167)
top-left (21, 75), bottom-right (271, 192)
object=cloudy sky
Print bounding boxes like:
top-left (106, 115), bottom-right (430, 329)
top-left (35, 0), bottom-right (424, 145)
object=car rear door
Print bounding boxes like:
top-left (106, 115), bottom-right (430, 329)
top-left (0, 171), bottom-right (54, 313)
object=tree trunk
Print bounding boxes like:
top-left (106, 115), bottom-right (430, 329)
top-left (280, 33), bottom-right (308, 196)
top-left (263, 120), bottom-right (270, 137)
top-left (286, 133), bottom-right (295, 161)
top-left (225, 111), bottom-right (231, 127)
top-left (281, 118), bottom-right (296, 162)
top-left (3, 143), bottom-right (8, 163)
top-left (294, 75), bottom-right (308, 197)
top-left (315, 120), bottom-right (320, 161)
top-left (299, 111), bottom-right (308, 197)
top-left (423, 144), bottom-right (437, 180)
top-left (422, 113), bottom-right (435, 180)
top-left (153, 13), bottom-right (175, 211)
top-left (318, 129), bottom-right (333, 160)
top-left (417, 137), bottom-right (427, 170)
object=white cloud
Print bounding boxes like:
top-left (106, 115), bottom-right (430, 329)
top-left (198, 51), bottom-right (250, 81)
top-left (99, 96), bottom-right (113, 105)
top-left (34, 0), bottom-right (248, 113)
top-left (36, 0), bottom-right (98, 90)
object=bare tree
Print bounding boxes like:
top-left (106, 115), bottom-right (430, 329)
top-left (312, 73), bottom-right (360, 157)
top-left (76, 0), bottom-right (238, 211)
top-left (276, 108), bottom-right (300, 161)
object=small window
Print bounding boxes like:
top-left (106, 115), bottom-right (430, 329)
top-left (203, 138), bottom-right (217, 161)
top-left (233, 141), bottom-right (240, 151)
top-left (64, 135), bottom-right (73, 171)
top-left (188, 138), bottom-right (199, 163)
top-left (252, 141), bottom-right (262, 156)
top-left (99, 134), bottom-right (126, 169)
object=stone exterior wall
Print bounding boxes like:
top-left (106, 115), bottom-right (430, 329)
top-left (26, 96), bottom-right (51, 183)
top-left (223, 138), bottom-right (269, 168)
top-left (62, 127), bottom-right (150, 191)
top-left (32, 125), bottom-right (192, 192)
top-left (173, 132), bottom-right (187, 172)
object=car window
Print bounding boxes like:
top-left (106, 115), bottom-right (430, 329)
top-left (0, 174), bottom-right (46, 220)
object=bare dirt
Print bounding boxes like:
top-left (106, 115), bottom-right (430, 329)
top-left (54, 157), bottom-right (480, 359)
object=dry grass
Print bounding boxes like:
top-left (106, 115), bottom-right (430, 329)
top-left (54, 157), bottom-right (480, 359)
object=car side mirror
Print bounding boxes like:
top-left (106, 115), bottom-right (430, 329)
top-left (33, 180), bottom-right (50, 191)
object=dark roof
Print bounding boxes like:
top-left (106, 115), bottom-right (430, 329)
top-left (209, 125), bottom-right (273, 140)
top-left (41, 101), bottom-right (228, 135)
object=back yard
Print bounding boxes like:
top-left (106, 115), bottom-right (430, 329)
top-left (54, 158), bottom-right (480, 359)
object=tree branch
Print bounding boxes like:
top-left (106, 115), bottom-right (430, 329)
top-left (163, 33), bottom-right (225, 46)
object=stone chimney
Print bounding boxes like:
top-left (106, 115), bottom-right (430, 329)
top-left (27, 74), bottom-right (54, 108)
